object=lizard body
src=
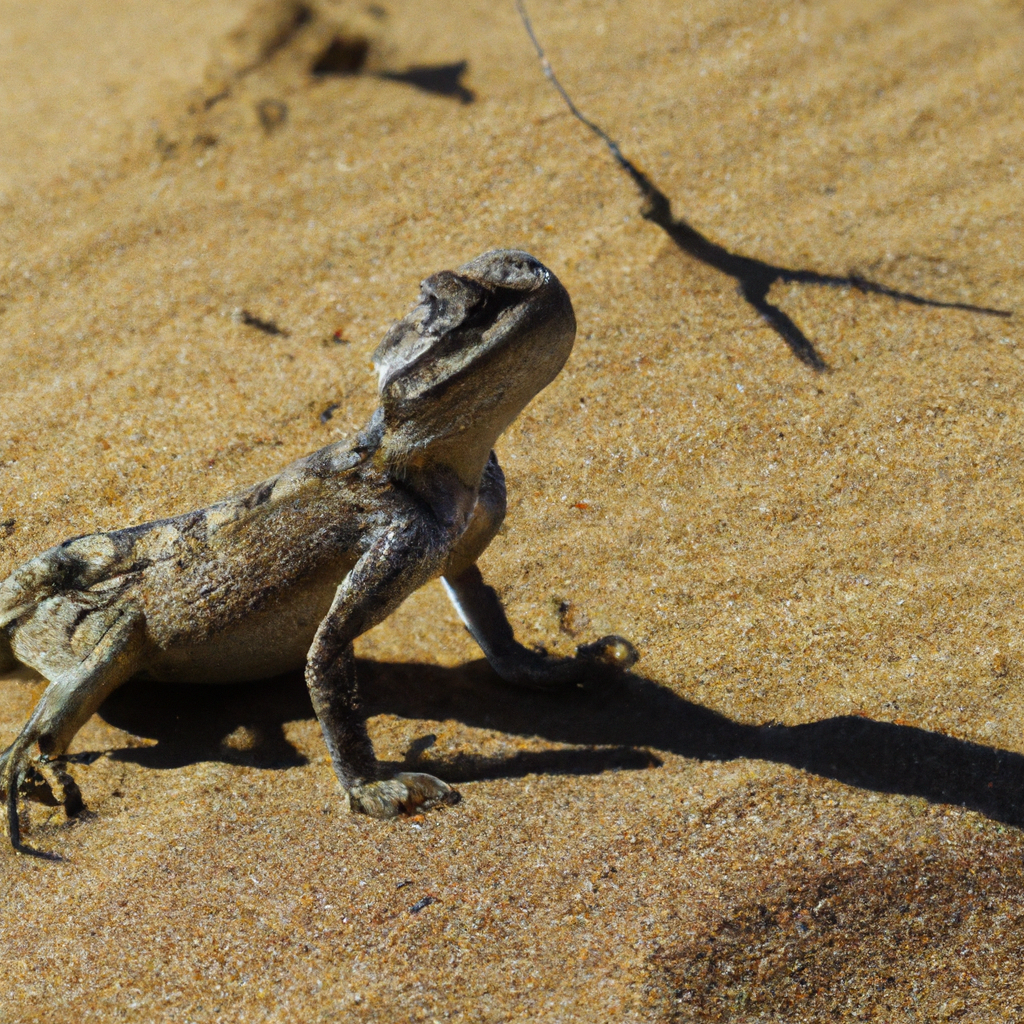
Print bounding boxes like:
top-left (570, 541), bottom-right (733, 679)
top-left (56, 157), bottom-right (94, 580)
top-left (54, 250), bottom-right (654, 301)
top-left (0, 249), bottom-right (636, 855)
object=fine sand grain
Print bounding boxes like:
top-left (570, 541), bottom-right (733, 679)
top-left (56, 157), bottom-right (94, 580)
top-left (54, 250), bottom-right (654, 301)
top-left (2, 0), bottom-right (1024, 1020)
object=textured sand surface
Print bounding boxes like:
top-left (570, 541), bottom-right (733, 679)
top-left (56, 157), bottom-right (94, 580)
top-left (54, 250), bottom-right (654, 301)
top-left (2, 0), bottom-right (1024, 1020)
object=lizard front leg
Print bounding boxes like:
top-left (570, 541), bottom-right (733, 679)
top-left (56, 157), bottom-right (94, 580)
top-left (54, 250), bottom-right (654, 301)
top-left (441, 564), bottom-right (638, 689)
top-left (305, 523), bottom-right (460, 818)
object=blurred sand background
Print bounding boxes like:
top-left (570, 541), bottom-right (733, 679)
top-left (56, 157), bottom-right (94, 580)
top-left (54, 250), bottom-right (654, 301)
top-left (2, 0), bottom-right (1024, 1020)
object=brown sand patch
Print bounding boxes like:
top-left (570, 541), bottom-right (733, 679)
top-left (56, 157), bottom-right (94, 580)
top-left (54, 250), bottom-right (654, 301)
top-left (651, 830), bottom-right (1024, 1022)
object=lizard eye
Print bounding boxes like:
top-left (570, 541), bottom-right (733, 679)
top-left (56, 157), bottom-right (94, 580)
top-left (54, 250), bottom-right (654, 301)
top-left (419, 293), bottom-right (440, 329)
top-left (417, 272), bottom-right (489, 336)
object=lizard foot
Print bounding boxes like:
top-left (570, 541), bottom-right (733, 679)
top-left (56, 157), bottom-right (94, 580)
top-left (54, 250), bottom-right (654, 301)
top-left (0, 735), bottom-right (75, 857)
top-left (574, 634), bottom-right (639, 673)
top-left (490, 632), bottom-right (640, 691)
top-left (1, 734), bottom-right (34, 853)
top-left (347, 772), bottom-right (461, 818)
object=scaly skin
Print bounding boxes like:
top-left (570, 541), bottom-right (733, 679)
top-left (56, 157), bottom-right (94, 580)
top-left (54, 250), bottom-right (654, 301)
top-left (0, 249), bottom-right (637, 856)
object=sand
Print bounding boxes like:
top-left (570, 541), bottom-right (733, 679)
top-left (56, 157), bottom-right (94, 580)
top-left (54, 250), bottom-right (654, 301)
top-left (2, 0), bottom-right (1024, 1020)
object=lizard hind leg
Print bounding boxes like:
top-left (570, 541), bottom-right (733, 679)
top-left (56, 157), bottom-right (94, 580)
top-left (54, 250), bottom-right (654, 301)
top-left (0, 605), bottom-right (145, 854)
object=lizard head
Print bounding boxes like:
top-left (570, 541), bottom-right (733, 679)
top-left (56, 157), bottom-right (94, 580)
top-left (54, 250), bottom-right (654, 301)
top-left (372, 249), bottom-right (576, 488)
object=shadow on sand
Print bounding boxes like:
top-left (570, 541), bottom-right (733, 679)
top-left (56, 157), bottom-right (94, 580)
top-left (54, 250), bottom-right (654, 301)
top-left (96, 659), bottom-right (1024, 829)
top-left (377, 61), bottom-right (475, 104)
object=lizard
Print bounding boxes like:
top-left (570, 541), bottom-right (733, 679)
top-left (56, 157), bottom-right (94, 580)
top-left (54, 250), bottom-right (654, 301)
top-left (0, 249), bottom-right (638, 855)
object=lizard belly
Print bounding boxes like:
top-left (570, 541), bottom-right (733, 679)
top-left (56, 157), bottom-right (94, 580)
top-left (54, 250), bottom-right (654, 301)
top-left (144, 553), bottom-right (356, 684)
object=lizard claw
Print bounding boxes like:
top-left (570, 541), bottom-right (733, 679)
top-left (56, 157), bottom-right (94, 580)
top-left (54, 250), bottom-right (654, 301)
top-left (347, 772), bottom-right (461, 818)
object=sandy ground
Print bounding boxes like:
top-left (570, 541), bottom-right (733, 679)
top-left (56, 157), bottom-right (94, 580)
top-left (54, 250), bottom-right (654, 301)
top-left (2, 0), bottom-right (1024, 1020)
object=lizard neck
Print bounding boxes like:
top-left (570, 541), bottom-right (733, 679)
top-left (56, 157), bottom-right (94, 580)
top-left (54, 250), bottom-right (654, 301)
top-left (391, 458), bottom-right (480, 533)
top-left (360, 407), bottom-right (483, 529)
top-left (380, 431), bottom-right (494, 492)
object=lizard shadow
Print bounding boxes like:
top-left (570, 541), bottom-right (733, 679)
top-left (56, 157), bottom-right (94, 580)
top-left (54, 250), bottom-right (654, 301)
top-left (98, 674), bottom-right (313, 771)
top-left (96, 658), bottom-right (1024, 828)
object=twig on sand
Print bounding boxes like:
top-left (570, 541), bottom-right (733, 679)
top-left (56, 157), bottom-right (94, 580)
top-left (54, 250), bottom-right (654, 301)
top-left (515, 0), bottom-right (1010, 372)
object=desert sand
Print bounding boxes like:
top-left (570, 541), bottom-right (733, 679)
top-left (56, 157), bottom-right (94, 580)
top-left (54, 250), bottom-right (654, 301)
top-left (2, 0), bottom-right (1024, 1020)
